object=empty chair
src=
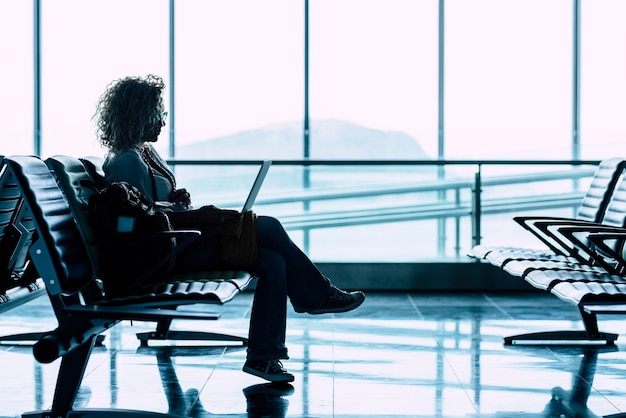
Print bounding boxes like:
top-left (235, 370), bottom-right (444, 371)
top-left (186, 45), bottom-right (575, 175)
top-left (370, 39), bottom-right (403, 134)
top-left (471, 158), bottom-right (626, 265)
top-left (493, 170), bottom-right (626, 279)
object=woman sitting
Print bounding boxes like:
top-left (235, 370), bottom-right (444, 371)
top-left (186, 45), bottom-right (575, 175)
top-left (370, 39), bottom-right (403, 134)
top-left (93, 74), bottom-right (365, 383)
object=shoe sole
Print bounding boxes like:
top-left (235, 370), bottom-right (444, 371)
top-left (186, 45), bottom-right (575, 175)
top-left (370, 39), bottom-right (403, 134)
top-left (306, 293), bottom-right (365, 315)
top-left (243, 365), bottom-right (295, 383)
top-left (243, 383), bottom-right (295, 397)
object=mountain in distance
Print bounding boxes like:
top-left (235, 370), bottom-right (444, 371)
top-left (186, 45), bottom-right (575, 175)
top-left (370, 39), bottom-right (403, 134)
top-left (176, 119), bottom-right (431, 160)
top-left (175, 119), bottom-right (434, 200)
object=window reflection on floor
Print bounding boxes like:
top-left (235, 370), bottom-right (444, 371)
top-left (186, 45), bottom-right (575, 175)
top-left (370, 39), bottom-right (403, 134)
top-left (1, 292), bottom-right (625, 417)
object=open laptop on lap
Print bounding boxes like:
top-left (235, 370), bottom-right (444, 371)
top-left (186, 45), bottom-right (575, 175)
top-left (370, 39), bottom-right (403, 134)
top-left (241, 160), bottom-right (272, 213)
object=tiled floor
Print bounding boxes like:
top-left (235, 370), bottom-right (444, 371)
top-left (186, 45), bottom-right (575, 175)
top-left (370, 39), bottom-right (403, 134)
top-left (1, 291), bottom-right (626, 417)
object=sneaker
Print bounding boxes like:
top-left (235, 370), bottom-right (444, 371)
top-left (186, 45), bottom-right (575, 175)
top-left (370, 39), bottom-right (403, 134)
top-left (306, 285), bottom-right (365, 315)
top-left (243, 359), bottom-right (295, 383)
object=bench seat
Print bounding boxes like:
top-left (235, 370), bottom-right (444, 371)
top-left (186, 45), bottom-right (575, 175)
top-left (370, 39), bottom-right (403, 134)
top-left (524, 269), bottom-right (626, 292)
top-left (0, 156), bottom-right (47, 344)
top-left (482, 248), bottom-right (577, 266)
top-left (5, 154), bottom-right (256, 417)
top-left (0, 277), bottom-right (44, 315)
top-left (469, 158), bottom-right (626, 262)
top-left (101, 271), bottom-right (252, 307)
top-left (501, 259), bottom-right (606, 278)
top-left (472, 158), bottom-right (626, 346)
top-left (46, 154), bottom-right (255, 347)
top-left (551, 280), bottom-right (626, 306)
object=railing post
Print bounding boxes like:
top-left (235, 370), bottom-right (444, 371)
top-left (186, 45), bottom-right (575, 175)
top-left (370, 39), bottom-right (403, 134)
top-left (471, 165), bottom-right (482, 247)
top-left (454, 188), bottom-right (461, 257)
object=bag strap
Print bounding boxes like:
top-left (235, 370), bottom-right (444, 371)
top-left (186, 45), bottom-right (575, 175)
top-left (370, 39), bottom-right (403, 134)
top-left (140, 146), bottom-right (176, 200)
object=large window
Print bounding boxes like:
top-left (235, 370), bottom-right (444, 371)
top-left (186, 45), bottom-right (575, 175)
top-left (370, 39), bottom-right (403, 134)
top-left (445, 0), bottom-right (572, 160)
top-left (10, 1), bottom-right (623, 163)
top-left (40, 0), bottom-right (169, 159)
top-left (174, 0), bottom-right (304, 160)
top-left (1, 1), bottom-right (33, 156)
top-left (580, 0), bottom-right (626, 159)
top-left (309, 0), bottom-right (439, 160)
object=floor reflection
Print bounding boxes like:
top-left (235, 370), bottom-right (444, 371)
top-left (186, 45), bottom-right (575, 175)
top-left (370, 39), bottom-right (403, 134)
top-left (496, 347), bottom-right (614, 418)
top-left (144, 345), bottom-right (247, 417)
top-left (243, 383), bottom-right (294, 418)
top-left (138, 345), bottom-right (294, 417)
top-left (1, 292), bottom-right (626, 417)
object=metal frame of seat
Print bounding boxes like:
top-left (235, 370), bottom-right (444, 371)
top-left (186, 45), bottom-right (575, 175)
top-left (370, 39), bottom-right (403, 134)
top-left (502, 225), bottom-right (626, 346)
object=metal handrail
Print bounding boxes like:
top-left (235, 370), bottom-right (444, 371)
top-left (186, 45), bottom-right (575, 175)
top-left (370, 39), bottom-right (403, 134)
top-left (168, 159), bottom-right (602, 166)
top-left (216, 167), bottom-right (595, 208)
top-left (169, 159), bottom-right (602, 258)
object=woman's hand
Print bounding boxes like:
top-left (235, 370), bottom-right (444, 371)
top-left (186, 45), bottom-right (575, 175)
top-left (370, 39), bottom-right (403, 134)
top-left (169, 188), bottom-right (191, 209)
top-left (197, 205), bottom-right (240, 224)
top-left (167, 204), bottom-right (240, 229)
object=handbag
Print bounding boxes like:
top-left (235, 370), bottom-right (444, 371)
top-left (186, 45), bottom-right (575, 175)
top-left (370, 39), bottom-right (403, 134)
top-left (219, 211), bottom-right (258, 269)
top-left (89, 181), bottom-right (177, 296)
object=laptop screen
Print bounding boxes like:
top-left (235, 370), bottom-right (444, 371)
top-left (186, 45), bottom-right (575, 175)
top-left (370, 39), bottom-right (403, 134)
top-left (242, 160), bottom-right (272, 213)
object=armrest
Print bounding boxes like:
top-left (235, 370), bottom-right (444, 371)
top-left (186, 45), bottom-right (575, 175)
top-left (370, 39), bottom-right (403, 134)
top-left (513, 216), bottom-right (597, 257)
top-left (121, 229), bottom-right (200, 243)
top-left (555, 225), bottom-right (626, 274)
top-left (587, 231), bottom-right (626, 273)
top-left (528, 219), bottom-right (607, 262)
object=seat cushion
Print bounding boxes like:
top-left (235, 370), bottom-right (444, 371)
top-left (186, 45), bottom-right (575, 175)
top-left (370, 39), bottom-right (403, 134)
top-left (100, 270), bottom-right (254, 307)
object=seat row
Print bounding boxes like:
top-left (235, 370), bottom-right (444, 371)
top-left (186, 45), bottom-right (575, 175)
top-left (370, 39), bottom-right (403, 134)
top-left (0, 154), bottom-right (255, 417)
top-left (0, 156), bottom-right (46, 344)
top-left (469, 157), bottom-right (626, 346)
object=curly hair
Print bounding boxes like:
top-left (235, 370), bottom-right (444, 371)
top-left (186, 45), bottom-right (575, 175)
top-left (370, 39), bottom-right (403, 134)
top-left (94, 74), bottom-right (165, 154)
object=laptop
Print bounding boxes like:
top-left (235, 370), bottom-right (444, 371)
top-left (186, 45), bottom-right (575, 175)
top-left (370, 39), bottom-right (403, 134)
top-left (241, 160), bottom-right (272, 213)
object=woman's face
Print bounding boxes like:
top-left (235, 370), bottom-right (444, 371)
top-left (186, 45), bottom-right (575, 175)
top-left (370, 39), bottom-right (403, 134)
top-left (144, 124), bottom-right (162, 142)
top-left (144, 110), bottom-right (167, 143)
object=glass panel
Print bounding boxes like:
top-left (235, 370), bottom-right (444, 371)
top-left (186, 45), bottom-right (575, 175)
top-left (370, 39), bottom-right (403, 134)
top-left (172, 161), bottom-right (595, 262)
top-left (0, 1), bottom-right (34, 155)
top-left (580, 0), bottom-right (626, 159)
top-left (178, 163), bottom-right (457, 261)
top-left (309, 0), bottom-right (438, 160)
top-left (40, 0), bottom-right (169, 159)
top-left (174, 0), bottom-right (303, 160)
top-left (446, 0), bottom-right (572, 160)
top-left (476, 163), bottom-right (595, 251)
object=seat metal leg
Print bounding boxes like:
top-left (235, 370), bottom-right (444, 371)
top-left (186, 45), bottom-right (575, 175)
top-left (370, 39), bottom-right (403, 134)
top-left (503, 304), bottom-right (618, 346)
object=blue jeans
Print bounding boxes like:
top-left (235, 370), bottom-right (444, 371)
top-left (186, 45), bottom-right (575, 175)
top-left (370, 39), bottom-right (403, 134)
top-left (173, 215), bottom-right (331, 361)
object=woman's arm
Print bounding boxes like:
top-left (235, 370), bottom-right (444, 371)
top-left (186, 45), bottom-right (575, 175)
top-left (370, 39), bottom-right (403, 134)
top-left (104, 151), bottom-right (156, 201)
